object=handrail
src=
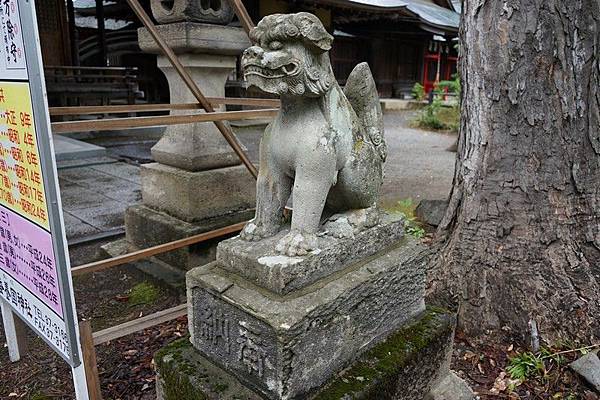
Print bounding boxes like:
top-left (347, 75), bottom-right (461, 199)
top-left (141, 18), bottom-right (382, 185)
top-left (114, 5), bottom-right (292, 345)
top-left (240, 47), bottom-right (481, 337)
top-left (49, 98), bottom-right (280, 116)
top-left (52, 109), bottom-right (277, 134)
top-left (71, 221), bottom-right (247, 276)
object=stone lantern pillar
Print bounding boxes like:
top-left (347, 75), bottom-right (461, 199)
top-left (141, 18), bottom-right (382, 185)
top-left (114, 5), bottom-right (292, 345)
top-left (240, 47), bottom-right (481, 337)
top-left (123, 0), bottom-right (255, 275)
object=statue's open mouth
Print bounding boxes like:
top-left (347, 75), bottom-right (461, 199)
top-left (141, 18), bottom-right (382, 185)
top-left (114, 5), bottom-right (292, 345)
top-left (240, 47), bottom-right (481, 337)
top-left (244, 62), bottom-right (300, 79)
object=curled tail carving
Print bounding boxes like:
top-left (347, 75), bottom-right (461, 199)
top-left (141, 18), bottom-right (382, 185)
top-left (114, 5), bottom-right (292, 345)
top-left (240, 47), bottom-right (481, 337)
top-left (343, 62), bottom-right (387, 161)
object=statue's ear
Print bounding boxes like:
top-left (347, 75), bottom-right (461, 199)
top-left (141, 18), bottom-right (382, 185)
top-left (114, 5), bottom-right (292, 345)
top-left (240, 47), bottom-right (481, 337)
top-left (249, 27), bottom-right (260, 44)
top-left (294, 13), bottom-right (333, 52)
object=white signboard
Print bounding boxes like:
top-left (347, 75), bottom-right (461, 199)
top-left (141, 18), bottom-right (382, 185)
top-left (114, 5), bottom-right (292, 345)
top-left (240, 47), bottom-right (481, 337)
top-left (0, 1), bottom-right (90, 398)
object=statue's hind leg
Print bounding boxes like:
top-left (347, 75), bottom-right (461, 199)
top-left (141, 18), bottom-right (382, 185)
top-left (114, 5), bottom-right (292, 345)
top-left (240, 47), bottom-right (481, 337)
top-left (324, 144), bottom-right (384, 238)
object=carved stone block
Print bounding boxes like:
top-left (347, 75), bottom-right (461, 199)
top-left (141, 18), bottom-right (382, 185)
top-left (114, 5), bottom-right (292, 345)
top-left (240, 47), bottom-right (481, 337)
top-left (187, 238), bottom-right (427, 399)
top-left (217, 213), bottom-right (405, 294)
top-left (151, 0), bottom-right (234, 25)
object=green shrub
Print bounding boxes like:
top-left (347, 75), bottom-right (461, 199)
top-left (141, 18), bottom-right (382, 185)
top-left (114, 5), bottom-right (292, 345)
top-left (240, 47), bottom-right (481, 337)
top-left (435, 75), bottom-right (460, 94)
top-left (416, 98), bottom-right (445, 130)
top-left (411, 82), bottom-right (426, 101)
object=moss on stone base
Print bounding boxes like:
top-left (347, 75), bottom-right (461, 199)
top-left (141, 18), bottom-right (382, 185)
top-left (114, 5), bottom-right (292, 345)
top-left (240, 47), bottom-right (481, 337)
top-left (154, 337), bottom-right (261, 400)
top-left (314, 306), bottom-right (455, 400)
top-left (154, 307), bottom-right (455, 400)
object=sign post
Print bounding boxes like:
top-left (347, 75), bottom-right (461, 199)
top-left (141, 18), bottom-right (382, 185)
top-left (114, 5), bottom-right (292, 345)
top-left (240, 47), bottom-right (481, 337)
top-left (0, 0), bottom-right (91, 398)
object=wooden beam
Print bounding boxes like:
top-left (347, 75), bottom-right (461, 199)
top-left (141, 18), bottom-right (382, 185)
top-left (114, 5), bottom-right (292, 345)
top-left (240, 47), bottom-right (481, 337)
top-left (92, 304), bottom-right (187, 345)
top-left (49, 98), bottom-right (280, 116)
top-left (79, 320), bottom-right (103, 400)
top-left (230, 0), bottom-right (255, 35)
top-left (71, 221), bottom-right (246, 276)
top-left (126, 0), bottom-right (258, 179)
top-left (52, 109), bottom-right (277, 134)
top-left (0, 299), bottom-right (28, 362)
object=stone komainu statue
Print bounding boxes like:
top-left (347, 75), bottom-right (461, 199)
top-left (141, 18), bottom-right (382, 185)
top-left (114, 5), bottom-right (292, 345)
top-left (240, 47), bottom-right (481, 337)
top-left (240, 12), bottom-right (386, 256)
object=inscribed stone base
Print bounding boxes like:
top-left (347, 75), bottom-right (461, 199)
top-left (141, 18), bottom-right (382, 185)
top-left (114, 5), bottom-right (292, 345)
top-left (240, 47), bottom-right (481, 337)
top-left (154, 309), bottom-right (469, 400)
top-left (186, 239), bottom-right (426, 400)
top-left (141, 163), bottom-right (256, 223)
top-left (124, 204), bottom-right (254, 271)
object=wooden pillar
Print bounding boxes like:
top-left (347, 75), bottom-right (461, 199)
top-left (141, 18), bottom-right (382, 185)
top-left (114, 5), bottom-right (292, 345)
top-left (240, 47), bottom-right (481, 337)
top-left (95, 0), bottom-right (107, 66)
top-left (66, 0), bottom-right (79, 66)
top-left (79, 320), bottom-right (102, 399)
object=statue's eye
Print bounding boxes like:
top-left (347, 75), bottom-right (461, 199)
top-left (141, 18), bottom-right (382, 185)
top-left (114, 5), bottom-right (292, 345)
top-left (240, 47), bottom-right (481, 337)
top-left (269, 41), bottom-right (283, 50)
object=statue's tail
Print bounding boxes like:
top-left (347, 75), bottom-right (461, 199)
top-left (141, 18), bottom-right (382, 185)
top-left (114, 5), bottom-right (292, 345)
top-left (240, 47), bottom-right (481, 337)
top-left (343, 62), bottom-right (387, 161)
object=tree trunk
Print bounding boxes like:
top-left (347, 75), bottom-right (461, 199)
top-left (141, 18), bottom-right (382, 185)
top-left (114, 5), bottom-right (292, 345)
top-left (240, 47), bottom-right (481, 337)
top-left (429, 0), bottom-right (600, 343)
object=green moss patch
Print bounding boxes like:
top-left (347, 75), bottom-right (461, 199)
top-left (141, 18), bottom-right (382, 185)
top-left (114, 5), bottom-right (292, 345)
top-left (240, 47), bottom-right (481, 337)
top-left (314, 307), bottom-right (453, 400)
top-left (128, 281), bottom-right (160, 306)
top-left (154, 337), bottom-right (259, 400)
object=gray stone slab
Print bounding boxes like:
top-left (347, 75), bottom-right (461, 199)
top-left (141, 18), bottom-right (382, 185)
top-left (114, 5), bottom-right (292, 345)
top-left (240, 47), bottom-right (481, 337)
top-left (53, 136), bottom-right (106, 161)
top-left (69, 200), bottom-right (128, 231)
top-left (570, 350), bottom-right (600, 391)
top-left (138, 23), bottom-right (250, 55)
top-left (416, 199), bottom-right (448, 227)
top-left (125, 204), bottom-right (254, 271)
top-left (102, 238), bottom-right (187, 290)
top-left (59, 183), bottom-right (115, 211)
top-left (56, 156), bottom-right (117, 170)
top-left (141, 163), bottom-right (255, 223)
top-left (156, 307), bottom-right (453, 400)
top-left (102, 187), bottom-right (142, 205)
top-left (62, 211), bottom-right (101, 240)
top-left (90, 162), bottom-right (141, 184)
top-left (217, 213), bottom-right (405, 294)
top-left (426, 372), bottom-right (475, 400)
top-left (187, 239), bottom-right (426, 399)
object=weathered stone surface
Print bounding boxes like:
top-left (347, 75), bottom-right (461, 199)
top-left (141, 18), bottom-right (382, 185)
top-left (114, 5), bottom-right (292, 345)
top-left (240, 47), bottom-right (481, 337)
top-left (239, 13), bottom-right (386, 256)
top-left (187, 239), bottom-right (426, 399)
top-left (155, 308), bottom-right (456, 400)
top-left (150, 53), bottom-right (245, 171)
top-left (217, 213), bottom-right (405, 294)
top-left (314, 308), bottom-right (456, 400)
top-left (415, 199), bottom-right (448, 227)
top-left (570, 350), bottom-right (600, 392)
top-left (141, 163), bottom-right (256, 223)
top-left (150, 0), bottom-right (234, 25)
top-left (138, 23), bottom-right (250, 56)
top-left (426, 372), bottom-right (475, 400)
top-left (155, 337), bottom-right (262, 400)
top-left (125, 204), bottom-right (253, 271)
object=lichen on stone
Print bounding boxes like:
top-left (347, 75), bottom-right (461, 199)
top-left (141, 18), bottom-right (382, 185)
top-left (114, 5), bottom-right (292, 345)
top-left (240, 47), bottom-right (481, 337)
top-left (313, 307), bottom-right (452, 400)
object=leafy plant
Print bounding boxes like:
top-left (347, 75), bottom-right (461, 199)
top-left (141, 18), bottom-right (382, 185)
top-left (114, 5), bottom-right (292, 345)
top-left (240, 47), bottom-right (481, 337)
top-left (507, 351), bottom-right (545, 380)
top-left (411, 82), bottom-right (426, 101)
top-left (393, 199), bottom-right (426, 239)
top-left (435, 74), bottom-right (461, 94)
top-left (406, 224), bottom-right (426, 239)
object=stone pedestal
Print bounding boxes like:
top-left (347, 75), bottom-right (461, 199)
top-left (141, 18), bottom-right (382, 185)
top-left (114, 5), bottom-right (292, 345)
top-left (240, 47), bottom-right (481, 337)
top-left (154, 215), bottom-right (473, 399)
top-left (122, 23), bottom-right (255, 272)
top-left (154, 308), bottom-right (473, 400)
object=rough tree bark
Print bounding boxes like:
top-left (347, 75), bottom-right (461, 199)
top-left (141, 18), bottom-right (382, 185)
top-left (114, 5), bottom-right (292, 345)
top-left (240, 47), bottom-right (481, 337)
top-left (428, 0), bottom-right (600, 343)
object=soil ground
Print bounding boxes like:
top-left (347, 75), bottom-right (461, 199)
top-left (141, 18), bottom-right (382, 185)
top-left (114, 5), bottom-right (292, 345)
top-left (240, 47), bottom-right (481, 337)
top-left (0, 111), bottom-right (597, 399)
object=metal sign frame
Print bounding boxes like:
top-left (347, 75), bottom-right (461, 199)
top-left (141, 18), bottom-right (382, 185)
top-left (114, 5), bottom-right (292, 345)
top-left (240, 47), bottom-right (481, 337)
top-left (0, 1), bottom-right (91, 397)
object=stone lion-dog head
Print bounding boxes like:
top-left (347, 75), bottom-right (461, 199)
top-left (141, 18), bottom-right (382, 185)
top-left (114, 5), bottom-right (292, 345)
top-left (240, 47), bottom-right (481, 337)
top-left (242, 12), bottom-right (334, 97)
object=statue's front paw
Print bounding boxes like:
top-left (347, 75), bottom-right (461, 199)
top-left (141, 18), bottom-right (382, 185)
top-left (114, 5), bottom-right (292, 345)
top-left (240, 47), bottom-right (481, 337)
top-left (240, 220), bottom-right (280, 241)
top-left (275, 230), bottom-right (318, 256)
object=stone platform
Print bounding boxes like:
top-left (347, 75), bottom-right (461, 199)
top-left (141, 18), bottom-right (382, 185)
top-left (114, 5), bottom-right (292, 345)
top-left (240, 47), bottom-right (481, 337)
top-left (125, 204), bottom-right (254, 270)
top-left (186, 236), bottom-right (426, 399)
top-left (216, 214), bottom-right (405, 294)
top-left (155, 308), bottom-right (473, 400)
